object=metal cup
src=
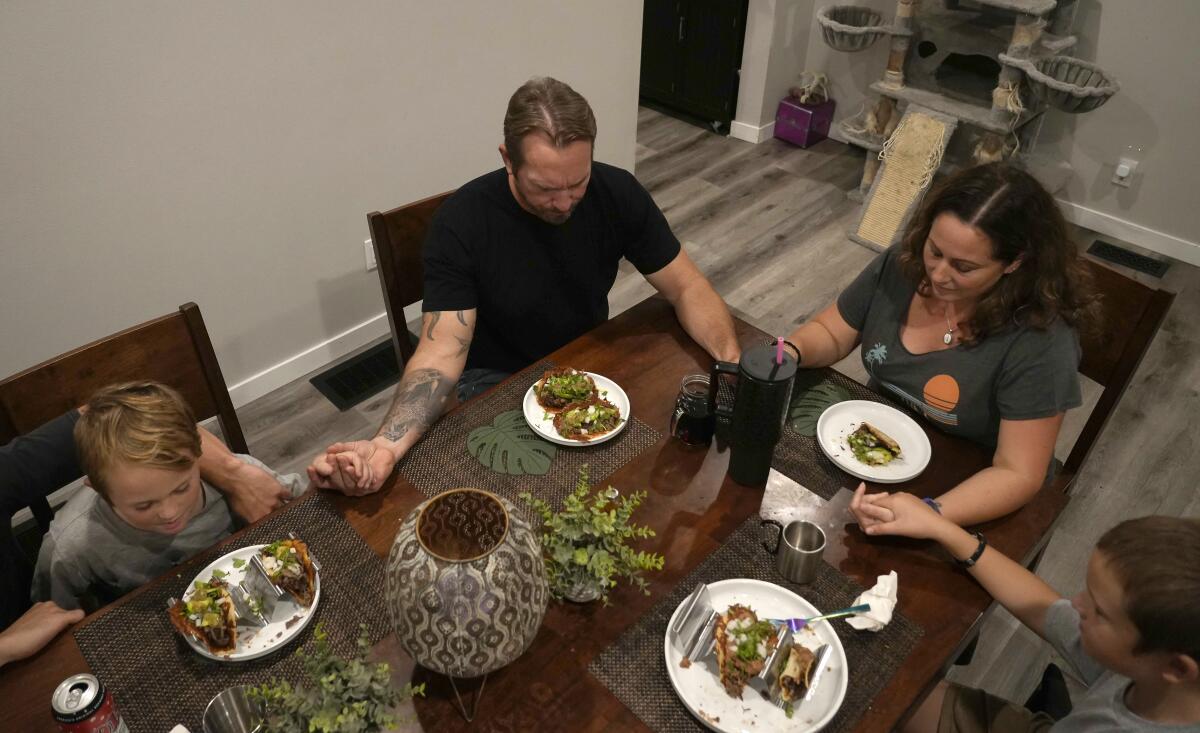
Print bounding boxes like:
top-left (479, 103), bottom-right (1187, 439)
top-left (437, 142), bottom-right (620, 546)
top-left (760, 519), bottom-right (826, 584)
top-left (203, 686), bottom-right (263, 733)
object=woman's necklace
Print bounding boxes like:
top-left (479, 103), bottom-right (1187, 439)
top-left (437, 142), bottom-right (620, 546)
top-left (942, 302), bottom-right (956, 346)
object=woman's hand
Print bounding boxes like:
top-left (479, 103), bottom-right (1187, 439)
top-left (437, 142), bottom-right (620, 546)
top-left (851, 484), bottom-right (950, 540)
top-left (0, 602), bottom-right (85, 667)
top-left (848, 482), bottom-right (894, 531)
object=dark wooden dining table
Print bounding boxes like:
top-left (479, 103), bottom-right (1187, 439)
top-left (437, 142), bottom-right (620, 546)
top-left (0, 295), bottom-right (1071, 732)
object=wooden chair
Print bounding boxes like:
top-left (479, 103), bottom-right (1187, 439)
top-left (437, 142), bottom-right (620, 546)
top-left (0, 302), bottom-right (247, 532)
top-left (368, 190), bottom-right (455, 368)
top-left (1064, 258), bottom-right (1174, 477)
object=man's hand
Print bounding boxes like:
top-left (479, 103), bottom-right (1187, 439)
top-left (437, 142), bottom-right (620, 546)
top-left (850, 484), bottom-right (949, 540)
top-left (197, 426), bottom-right (289, 522)
top-left (307, 439), bottom-right (397, 496)
top-left (223, 462), bottom-right (292, 523)
top-left (0, 601), bottom-right (85, 667)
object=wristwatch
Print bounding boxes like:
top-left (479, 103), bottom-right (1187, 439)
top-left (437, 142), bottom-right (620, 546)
top-left (956, 531), bottom-right (987, 568)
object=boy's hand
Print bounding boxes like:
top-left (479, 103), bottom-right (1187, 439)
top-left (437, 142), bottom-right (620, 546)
top-left (852, 484), bottom-right (949, 540)
top-left (307, 439), bottom-right (397, 496)
top-left (0, 602), bottom-right (85, 667)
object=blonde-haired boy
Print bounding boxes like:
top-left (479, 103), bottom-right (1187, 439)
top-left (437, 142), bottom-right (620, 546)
top-left (32, 382), bottom-right (303, 610)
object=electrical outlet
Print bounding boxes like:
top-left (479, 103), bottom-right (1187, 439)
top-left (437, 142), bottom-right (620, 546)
top-left (363, 239), bottom-right (377, 271)
top-left (1112, 157), bottom-right (1138, 187)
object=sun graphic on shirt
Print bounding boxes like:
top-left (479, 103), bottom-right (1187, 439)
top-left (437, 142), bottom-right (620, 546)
top-left (923, 374), bottom-right (960, 413)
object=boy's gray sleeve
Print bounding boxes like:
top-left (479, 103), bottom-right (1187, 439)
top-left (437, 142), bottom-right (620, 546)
top-left (233, 454), bottom-right (306, 499)
top-left (1042, 599), bottom-right (1106, 685)
top-left (30, 532), bottom-right (89, 610)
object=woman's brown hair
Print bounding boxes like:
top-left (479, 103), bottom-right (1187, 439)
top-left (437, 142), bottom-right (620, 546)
top-left (898, 162), bottom-right (1098, 344)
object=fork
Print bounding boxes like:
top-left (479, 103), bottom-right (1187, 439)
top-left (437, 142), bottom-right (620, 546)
top-left (769, 603), bottom-right (871, 633)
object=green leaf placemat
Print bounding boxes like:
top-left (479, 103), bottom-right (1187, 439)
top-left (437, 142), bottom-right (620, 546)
top-left (467, 410), bottom-right (557, 475)
top-left (788, 374), bottom-right (853, 436)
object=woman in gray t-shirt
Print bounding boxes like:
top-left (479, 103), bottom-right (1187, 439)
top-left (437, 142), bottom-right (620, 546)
top-left (787, 163), bottom-right (1097, 527)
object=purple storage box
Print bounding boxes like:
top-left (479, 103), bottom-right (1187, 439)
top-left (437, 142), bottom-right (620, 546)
top-left (774, 97), bottom-right (835, 148)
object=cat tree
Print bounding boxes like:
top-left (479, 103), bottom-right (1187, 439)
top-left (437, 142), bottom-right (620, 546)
top-left (816, 0), bottom-right (1118, 249)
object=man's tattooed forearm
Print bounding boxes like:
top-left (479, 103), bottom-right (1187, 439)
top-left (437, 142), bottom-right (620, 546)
top-left (455, 310), bottom-right (468, 326)
top-left (379, 368), bottom-right (452, 442)
top-left (424, 312), bottom-right (441, 341)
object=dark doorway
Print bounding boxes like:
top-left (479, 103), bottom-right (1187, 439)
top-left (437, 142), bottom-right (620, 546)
top-left (639, 0), bottom-right (749, 133)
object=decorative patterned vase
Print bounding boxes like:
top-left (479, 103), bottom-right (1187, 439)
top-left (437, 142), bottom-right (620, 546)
top-left (385, 488), bottom-right (548, 678)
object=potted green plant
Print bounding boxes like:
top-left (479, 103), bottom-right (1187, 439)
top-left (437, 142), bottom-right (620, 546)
top-left (520, 466), bottom-right (664, 604)
top-left (248, 623), bottom-right (424, 733)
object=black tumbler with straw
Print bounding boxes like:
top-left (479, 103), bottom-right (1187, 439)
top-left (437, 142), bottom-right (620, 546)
top-left (710, 338), bottom-right (799, 485)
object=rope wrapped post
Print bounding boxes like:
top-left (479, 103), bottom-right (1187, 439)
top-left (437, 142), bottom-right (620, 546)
top-left (990, 12), bottom-right (1043, 126)
top-left (881, 0), bottom-right (917, 89)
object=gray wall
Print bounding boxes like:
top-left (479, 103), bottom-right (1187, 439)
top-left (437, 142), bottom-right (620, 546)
top-left (1035, 0), bottom-right (1199, 261)
top-left (736, 0), bottom-right (817, 133)
top-left (0, 1), bottom-right (643, 398)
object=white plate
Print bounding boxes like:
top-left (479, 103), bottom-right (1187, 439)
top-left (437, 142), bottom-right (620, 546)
top-left (664, 579), bottom-right (849, 733)
top-left (177, 544), bottom-right (321, 662)
top-left (816, 400), bottom-right (931, 483)
top-left (522, 371), bottom-right (630, 447)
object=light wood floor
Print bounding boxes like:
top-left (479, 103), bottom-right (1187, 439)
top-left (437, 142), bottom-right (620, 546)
top-left (238, 107), bottom-right (1200, 710)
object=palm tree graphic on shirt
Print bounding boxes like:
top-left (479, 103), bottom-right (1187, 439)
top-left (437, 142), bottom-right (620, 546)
top-left (865, 343), bottom-right (887, 368)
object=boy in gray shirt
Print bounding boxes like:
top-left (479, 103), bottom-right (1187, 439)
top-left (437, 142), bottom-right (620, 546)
top-left (32, 382), bottom-right (304, 610)
top-left (851, 485), bottom-right (1200, 732)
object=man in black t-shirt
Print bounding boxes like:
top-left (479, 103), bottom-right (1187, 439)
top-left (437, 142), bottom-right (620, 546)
top-left (309, 77), bottom-right (739, 495)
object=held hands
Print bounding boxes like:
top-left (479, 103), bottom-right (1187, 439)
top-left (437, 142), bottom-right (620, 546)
top-left (0, 602), bottom-right (85, 667)
top-left (849, 483), bottom-right (949, 540)
top-left (306, 438), bottom-right (397, 496)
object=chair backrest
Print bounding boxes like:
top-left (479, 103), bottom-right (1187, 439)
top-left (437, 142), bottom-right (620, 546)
top-left (368, 190), bottom-right (455, 367)
top-left (1065, 258), bottom-right (1174, 475)
top-left (0, 302), bottom-right (247, 530)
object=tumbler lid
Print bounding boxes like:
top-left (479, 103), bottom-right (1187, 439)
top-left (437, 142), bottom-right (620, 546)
top-left (740, 341), bottom-right (798, 383)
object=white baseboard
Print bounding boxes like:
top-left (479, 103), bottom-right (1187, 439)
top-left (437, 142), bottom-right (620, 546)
top-left (729, 119), bottom-right (775, 144)
top-left (226, 302), bottom-right (422, 408)
top-left (1058, 200), bottom-right (1200, 268)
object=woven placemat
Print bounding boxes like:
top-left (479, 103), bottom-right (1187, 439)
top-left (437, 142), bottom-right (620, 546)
top-left (74, 492), bottom-right (389, 733)
top-left (398, 361), bottom-right (661, 511)
top-left (589, 515), bottom-right (923, 733)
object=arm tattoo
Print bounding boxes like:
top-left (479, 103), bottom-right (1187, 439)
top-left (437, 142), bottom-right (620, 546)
top-left (455, 310), bottom-right (468, 326)
top-left (379, 368), bottom-right (453, 443)
top-left (424, 312), bottom-right (441, 341)
top-left (453, 335), bottom-right (471, 357)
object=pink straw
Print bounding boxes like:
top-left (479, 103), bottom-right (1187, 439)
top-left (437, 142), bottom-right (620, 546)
top-left (775, 337), bottom-right (784, 365)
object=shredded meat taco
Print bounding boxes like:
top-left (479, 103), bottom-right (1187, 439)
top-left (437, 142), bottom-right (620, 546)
top-left (534, 368), bottom-right (598, 411)
top-left (260, 539), bottom-right (316, 607)
top-left (168, 578), bottom-right (238, 654)
top-left (552, 394), bottom-right (621, 441)
top-left (713, 604), bottom-right (778, 699)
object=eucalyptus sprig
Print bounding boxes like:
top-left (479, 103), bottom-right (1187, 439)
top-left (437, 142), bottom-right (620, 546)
top-left (248, 623), bottom-right (424, 733)
top-left (520, 466), bottom-right (665, 604)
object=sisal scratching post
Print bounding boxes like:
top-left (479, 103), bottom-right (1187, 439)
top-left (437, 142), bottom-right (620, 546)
top-left (853, 106), bottom-right (957, 250)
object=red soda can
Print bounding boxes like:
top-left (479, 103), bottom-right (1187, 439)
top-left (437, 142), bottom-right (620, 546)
top-left (51, 673), bottom-right (129, 733)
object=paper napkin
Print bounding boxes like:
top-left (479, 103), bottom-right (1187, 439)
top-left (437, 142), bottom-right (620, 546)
top-left (846, 570), bottom-right (898, 632)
